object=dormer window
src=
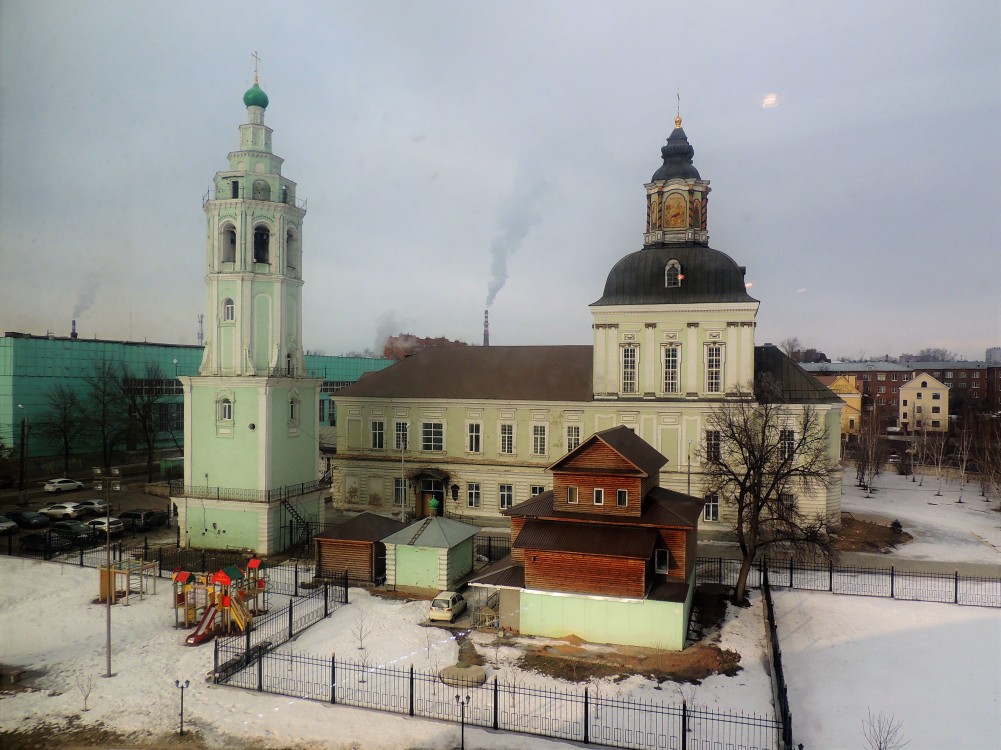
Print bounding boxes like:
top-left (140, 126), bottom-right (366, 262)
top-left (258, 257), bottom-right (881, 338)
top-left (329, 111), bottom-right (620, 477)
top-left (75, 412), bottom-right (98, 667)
top-left (665, 260), bottom-right (683, 288)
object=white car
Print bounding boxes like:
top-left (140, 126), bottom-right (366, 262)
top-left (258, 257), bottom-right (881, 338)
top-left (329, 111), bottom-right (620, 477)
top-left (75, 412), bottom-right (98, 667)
top-left (428, 592), bottom-right (467, 623)
top-left (44, 478), bottom-right (84, 493)
top-left (76, 498), bottom-right (110, 516)
top-left (86, 517), bottom-right (125, 537)
top-left (38, 501), bottom-right (87, 520)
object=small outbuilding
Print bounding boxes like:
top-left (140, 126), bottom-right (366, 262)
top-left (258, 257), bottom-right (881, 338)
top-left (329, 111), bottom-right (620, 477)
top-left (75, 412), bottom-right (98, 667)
top-left (382, 516), bottom-right (479, 592)
top-left (314, 512), bottom-right (407, 585)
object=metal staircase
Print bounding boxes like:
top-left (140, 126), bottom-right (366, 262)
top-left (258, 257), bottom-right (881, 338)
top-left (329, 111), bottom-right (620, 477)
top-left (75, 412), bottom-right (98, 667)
top-left (282, 499), bottom-right (313, 557)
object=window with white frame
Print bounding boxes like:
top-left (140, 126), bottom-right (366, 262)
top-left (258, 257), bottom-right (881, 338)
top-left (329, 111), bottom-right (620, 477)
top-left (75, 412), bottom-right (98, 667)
top-left (705, 343), bottom-right (724, 393)
top-left (665, 259), bottom-right (683, 288)
top-left (467, 423), bottom-right (481, 453)
top-left (422, 421), bottom-right (443, 451)
top-left (394, 422), bottom-right (409, 450)
top-left (394, 478), bottom-right (407, 505)
top-left (566, 424), bottom-right (581, 452)
top-left (532, 424), bottom-right (547, 456)
top-left (621, 345), bottom-right (638, 394)
top-left (531, 485), bottom-right (546, 496)
top-left (705, 430), bottom-right (721, 462)
top-left (704, 493), bottom-right (719, 522)
top-left (567, 486), bottom-right (578, 504)
top-left (499, 484), bottom-right (514, 509)
top-left (223, 299), bottom-right (235, 321)
top-left (655, 548), bottom-right (670, 573)
top-left (371, 420), bottom-right (385, 449)
top-left (499, 423), bottom-right (514, 454)
top-left (616, 489), bottom-right (628, 507)
top-left (318, 400), bottom-right (326, 424)
top-left (219, 398), bottom-right (233, 421)
top-left (467, 483), bottom-right (481, 508)
top-left (663, 345), bottom-right (681, 394)
top-left (593, 488), bottom-right (604, 505)
top-left (779, 429), bottom-right (795, 461)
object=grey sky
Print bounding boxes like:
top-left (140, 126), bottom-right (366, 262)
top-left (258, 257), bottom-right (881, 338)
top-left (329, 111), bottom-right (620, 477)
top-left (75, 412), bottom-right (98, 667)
top-left (1, 1), bottom-right (998, 361)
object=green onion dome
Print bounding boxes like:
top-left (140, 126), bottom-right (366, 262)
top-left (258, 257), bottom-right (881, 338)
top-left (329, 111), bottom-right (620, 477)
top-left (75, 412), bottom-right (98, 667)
top-left (243, 82), bottom-right (269, 109)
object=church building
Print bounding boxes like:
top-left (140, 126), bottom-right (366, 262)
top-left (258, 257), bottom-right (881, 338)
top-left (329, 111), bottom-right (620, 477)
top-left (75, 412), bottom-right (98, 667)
top-left (330, 116), bottom-right (843, 531)
top-left (171, 77), bottom-right (325, 553)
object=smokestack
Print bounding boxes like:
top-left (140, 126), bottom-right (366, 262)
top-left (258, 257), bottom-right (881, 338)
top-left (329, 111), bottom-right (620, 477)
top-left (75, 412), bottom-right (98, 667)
top-left (483, 309), bottom-right (489, 347)
top-left (71, 320), bottom-right (78, 339)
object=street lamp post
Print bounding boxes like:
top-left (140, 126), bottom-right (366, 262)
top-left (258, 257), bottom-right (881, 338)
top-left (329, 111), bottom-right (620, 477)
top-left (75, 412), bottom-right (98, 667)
top-left (175, 679), bottom-right (190, 735)
top-left (17, 404), bottom-right (28, 506)
top-left (687, 438), bottom-right (692, 496)
top-left (455, 693), bottom-right (471, 750)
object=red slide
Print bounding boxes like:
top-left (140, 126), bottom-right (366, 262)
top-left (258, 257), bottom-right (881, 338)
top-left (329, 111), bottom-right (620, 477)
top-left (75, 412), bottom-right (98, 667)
top-left (185, 604), bottom-right (218, 646)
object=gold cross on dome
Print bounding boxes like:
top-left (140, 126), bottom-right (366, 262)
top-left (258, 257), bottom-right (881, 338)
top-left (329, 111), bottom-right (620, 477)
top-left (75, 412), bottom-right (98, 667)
top-left (252, 50), bottom-right (261, 83)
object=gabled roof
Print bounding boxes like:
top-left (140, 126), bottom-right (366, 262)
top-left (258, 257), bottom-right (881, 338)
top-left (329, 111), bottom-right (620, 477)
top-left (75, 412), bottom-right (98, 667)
top-left (381, 516), bottom-right (479, 548)
top-left (467, 554), bottom-right (525, 590)
top-left (335, 345), bottom-right (594, 401)
top-left (754, 345), bottom-right (842, 404)
top-left (504, 488), bottom-right (702, 529)
top-left (314, 511), bottom-right (406, 543)
top-left (513, 518), bottom-right (658, 559)
top-left (550, 425), bottom-right (668, 476)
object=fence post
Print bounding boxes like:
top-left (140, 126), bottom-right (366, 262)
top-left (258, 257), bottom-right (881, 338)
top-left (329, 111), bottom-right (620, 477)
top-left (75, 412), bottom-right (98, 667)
top-left (954, 571), bottom-right (959, 604)
top-left (681, 699), bottom-right (688, 750)
top-left (493, 677), bottom-right (498, 730)
top-left (213, 640), bottom-right (219, 684)
top-left (718, 556), bottom-right (723, 584)
top-left (409, 665), bottom-right (415, 717)
top-left (583, 687), bottom-right (589, 744)
top-left (789, 557), bottom-right (794, 588)
top-left (344, 569), bottom-right (349, 604)
top-left (829, 559), bottom-right (833, 592)
top-left (294, 562), bottom-right (299, 595)
top-left (890, 566), bottom-right (895, 599)
top-left (288, 599), bottom-right (295, 640)
top-left (257, 649), bottom-right (264, 691)
top-left (79, 545), bottom-right (84, 567)
top-left (324, 583), bottom-right (329, 617)
top-left (330, 656), bottom-right (336, 704)
top-left (143, 536), bottom-right (149, 559)
top-left (245, 623), bottom-right (251, 655)
top-left (201, 549), bottom-right (206, 572)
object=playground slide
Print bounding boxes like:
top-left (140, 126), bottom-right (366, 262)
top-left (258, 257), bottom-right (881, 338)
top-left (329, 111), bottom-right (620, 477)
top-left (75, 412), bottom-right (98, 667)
top-left (185, 604), bottom-right (218, 646)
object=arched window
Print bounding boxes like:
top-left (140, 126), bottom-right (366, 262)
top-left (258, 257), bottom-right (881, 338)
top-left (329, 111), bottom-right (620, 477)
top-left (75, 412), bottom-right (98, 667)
top-left (219, 398), bottom-right (233, 421)
top-left (252, 180), bottom-right (271, 201)
top-left (665, 260), bottom-right (683, 288)
top-left (253, 226), bottom-right (270, 264)
top-left (289, 396), bottom-right (299, 422)
top-left (285, 353), bottom-right (294, 375)
top-left (223, 298), bottom-right (235, 321)
top-left (286, 229), bottom-right (297, 271)
top-left (222, 226), bottom-right (236, 263)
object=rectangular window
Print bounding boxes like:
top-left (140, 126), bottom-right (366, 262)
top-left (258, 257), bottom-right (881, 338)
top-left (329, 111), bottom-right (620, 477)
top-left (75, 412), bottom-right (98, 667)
top-left (621, 345), bottom-right (638, 394)
top-left (655, 548), bottom-right (670, 573)
top-left (780, 429), bottom-right (795, 460)
top-left (220, 400), bottom-right (232, 421)
top-left (371, 420), bottom-right (385, 449)
top-left (467, 423), bottom-right (481, 453)
top-left (499, 424), bottom-right (514, 454)
top-left (704, 493), bottom-right (719, 522)
top-left (394, 478), bottom-right (407, 505)
top-left (422, 422), bottom-right (443, 452)
top-left (972, 381), bottom-right (979, 389)
top-left (466, 483), bottom-right (481, 508)
top-left (916, 406), bottom-right (922, 414)
top-left (663, 345), bottom-right (681, 394)
top-left (566, 425), bottom-right (581, 452)
top-left (706, 344), bottom-right (723, 393)
top-left (932, 420), bottom-right (940, 428)
top-left (891, 373), bottom-right (898, 381)
top-left (932, 406), bottom-right (940, 413)
top-left (878, 385), bottom-right (886, 393)
top-left (532, 424), bottom-right (547, 456)
top-left (531, 485), bottom-right (546, 496)
top-left (705, 430), bottom-right (721, 462)
top-left (917, 392), bottom-right (923, 399)
top-left (499, 484), bottom-right (514, 510)
top-left (567, 486), bottom-right (578, 504)
top-left (616, 489), bottom-right (628, 507)
top-left (877, 373), bottom-right (886, 381)
top-left (318, 400), bottom-right (326, 424)
top-left (902, 399), bottom-right (908, 406)
top-left (394, 422), bottom-right (409, 450)
top-left (931, 392), bottom-right (941, 400)
top-left (593, 488), bottom-right (604, 505)
top-left (973, 371), bottom-right (981, 379)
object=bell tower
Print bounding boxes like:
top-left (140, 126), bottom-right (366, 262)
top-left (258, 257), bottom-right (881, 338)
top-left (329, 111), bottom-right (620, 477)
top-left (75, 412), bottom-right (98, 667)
top-left (173, 73), bottom-right (323, 555)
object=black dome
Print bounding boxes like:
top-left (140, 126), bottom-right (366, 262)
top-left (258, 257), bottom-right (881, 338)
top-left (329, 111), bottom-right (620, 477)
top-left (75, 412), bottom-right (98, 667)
top-left (592, 243), bottom-right (757, 306)
top-left (651, 126), bottom-right (701, 181)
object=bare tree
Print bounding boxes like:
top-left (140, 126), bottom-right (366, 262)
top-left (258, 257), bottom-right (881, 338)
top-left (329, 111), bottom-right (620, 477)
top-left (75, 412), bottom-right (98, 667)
top-left (76, 674), bottom-right (94, 711)
top-left (921, 429), bottom-right (949, 497)
top-left (117, 362), bottom-right (171, 481)
top-left (977, 420), bottom-right (1001, 509)
top-left (779, 337), bottom-right (801, 358)
top-left (699, 376), bottom-right (840, 603)
top-left (861, 709), bottom-right (909, 750)
top-left (855, 411), bottom-right (888, 497)
top-left (82, 358), bottom-right (128, 469)
top-left (351, 610), bottom-right (375, 650)
top-left (36, 384), bottom-right (88, 473)
top-left (953, 420), bottom-right (975, 502)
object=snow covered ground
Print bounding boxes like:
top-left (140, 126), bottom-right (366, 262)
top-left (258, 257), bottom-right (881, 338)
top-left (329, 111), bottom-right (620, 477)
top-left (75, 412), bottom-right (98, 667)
top-left (0, 471), bottom-right (999, 749)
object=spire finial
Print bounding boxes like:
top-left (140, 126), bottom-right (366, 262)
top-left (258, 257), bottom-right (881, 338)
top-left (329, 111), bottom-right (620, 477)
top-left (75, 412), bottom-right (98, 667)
top-left (252, 50), bottom-right (261, 84)
top-left (675, 89), bottom-right (682, 129)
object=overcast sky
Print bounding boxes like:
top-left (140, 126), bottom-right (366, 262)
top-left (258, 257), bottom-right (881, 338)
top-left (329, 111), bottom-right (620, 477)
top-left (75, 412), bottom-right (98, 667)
top-left (1, 1), bottom-right (998, 361)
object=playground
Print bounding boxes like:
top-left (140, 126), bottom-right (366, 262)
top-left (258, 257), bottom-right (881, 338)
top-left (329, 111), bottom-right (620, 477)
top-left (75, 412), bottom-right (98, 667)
top-left (172, 559), bottom-right (268, 645)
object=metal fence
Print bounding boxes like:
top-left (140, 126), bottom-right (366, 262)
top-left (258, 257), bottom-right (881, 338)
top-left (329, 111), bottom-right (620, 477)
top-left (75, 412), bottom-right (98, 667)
top-left (761, 567), bottom-right (794, 748)
top-left (697, 556), bottom-right (1001, 608)
top-left (213, 648), bottom-right (783, 750)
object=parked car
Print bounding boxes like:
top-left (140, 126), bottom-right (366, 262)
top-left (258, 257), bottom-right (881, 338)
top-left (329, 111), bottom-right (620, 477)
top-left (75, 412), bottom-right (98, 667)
top-left (118, 509), bottom-right (169, 532)
top-left (428, 591), bottom-right (467, 623)
top-left (75, 498), bottom-right (110, 516)
top-left (44, 478), bottom-right (84, 493)
top-left (0, 515), bottom-right (18, 534)
top-left (5, 510), bottom-right (49, 529)
top-left (888, 454), bottom-right (900, 464)
top-left (86, 517), bottom-right (125, 537)
top-left (20, 532), bottom-right (73, 553)
top-left (38, 501), bottom-right (87, 520)
top-left (51, 520), bottom-right (100, 544)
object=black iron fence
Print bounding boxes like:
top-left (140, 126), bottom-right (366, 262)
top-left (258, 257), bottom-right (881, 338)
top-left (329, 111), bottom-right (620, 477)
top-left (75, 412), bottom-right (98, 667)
top-left (761, 567), bottom-right (794, 748)
top-left (168, 478), bottom-right (329, 503)
top-left (696, 556), bottom-right (1001, 608)
top-left (213, 648), bottom-right (783, 750)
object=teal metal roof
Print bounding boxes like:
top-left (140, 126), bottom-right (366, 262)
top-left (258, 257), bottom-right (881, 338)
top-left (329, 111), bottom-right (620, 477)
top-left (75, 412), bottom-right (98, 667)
top-left (381, 516), bottom-right (479, 549)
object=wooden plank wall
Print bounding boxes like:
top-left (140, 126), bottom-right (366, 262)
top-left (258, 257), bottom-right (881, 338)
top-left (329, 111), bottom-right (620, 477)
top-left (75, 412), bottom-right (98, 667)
top-left (316, 539), bottom-right (374, 581)
top-left (524, 550), bottom-right (646, 598)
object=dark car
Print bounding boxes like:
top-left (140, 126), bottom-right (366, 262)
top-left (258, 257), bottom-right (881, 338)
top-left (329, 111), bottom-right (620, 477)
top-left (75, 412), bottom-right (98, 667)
top-left (51, 520), bottom-right (100, 544)
top-left (0, 515), bottom-right (18, 534)
top-left (118, 509), bottom-right (169, 532)
top-left (20, 532), bottom-right (73, 553)
top-left (5, 510), bottom-right (50, 529)
top-left (0, 474), bottom-right (14, 489)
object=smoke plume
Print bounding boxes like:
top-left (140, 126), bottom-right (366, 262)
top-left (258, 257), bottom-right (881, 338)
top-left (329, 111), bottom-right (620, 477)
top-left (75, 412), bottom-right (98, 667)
top-left (485, 173), bottom-right (550, 308)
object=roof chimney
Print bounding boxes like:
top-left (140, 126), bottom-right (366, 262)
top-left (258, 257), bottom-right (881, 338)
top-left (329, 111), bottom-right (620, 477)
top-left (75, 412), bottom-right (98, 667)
top-left (71, 320), bottom-right (78, 339)
top-left (483, 309), bottom-right (489, 347)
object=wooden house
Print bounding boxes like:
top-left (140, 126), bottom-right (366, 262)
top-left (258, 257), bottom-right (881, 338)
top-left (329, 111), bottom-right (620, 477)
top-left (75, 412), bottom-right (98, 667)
top-left (469, 425), bottom-right (702, 649)
top-left (314, 512), bottom-right (406, 585)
